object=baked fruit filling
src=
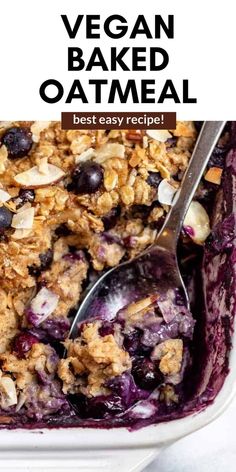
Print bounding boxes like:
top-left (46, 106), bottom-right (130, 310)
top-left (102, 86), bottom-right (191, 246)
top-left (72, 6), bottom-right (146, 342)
top-left (58, 292), bottom-right (195, 420)
top-left (0, 121), bottom-right (234, 429)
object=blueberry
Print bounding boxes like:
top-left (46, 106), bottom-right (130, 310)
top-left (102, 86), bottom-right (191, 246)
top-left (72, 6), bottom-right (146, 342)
top-left (13, 331), bottom-right (38, 358)
top-left (87, 395), bottom-right (124, 418)
top-left (42, 316), bottom-right (70, 340)
top-left (102, 232), bottom-right (122, 245)
top-left (39, 249), bottom-right (53, 270)
top-left (55, 224), bottom-right (71, 237)
top-left (99, 322), bottom-right (114, 337)
top-left (147, 172), bottom-right (162, 188)
top-left (102, 206), bottom-right (121, 231)
top-left (130, 204), bottom-right (151, 221)
top-left (123, 330), bottom-right (152, 356)
top-left (70, 393), bottom-right (124, 419)
top-left (132, 357), bottom-right (163, 390)
top-left (166, 137), bottom-right (177, 148)
top-left (123, 330), bottom-right (141, 355)
top-left (70, 161), bottom-right (104, 194)
top-left (1, 127), bottom-right (33, 159)
top-left (208, 145), bottom-right (228, 169)
top-left (0, 206), bottom-right (13, 232)
top-left (15, 189), bottom-right (35, 208)
top-left (28, 249), bottom-right (53, 276)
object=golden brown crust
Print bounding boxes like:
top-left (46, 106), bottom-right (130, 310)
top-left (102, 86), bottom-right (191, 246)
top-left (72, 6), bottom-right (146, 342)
top-left (152, 339), bottom-right (183, 375)
top-left (0, 121), bottom-right (197, 410)
top-left (58, 322), bottom-right (131, 397)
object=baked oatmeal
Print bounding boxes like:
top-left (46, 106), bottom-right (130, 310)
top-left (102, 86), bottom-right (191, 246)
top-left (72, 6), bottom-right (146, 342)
top-left (0, 120), bottom-right (234, 429)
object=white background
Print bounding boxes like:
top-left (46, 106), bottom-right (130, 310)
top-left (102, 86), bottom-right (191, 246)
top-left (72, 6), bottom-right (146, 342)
top-left (145, 395), bottom-right (236, 472)
top-left (0, 0), bottom-right (235, 120)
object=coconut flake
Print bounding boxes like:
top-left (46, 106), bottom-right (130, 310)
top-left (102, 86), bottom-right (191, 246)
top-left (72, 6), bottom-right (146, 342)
top-left (30, 121), bottom-right (51, 143)
top-left (29, 287), bottom-right (59, 326)
top-left (94, 143), bottom-right (125, 163)
top-left (0, 377), bottom-right (17, 409)
top-left (38, 157), bottom-right (49, 175)
top-left (127, 169), bottom-right (137, 186)
top-left (146, 130), bottom-right (172, 143)
top-left (157, 179), bottom-right (177, 205)
top-left (75, 148), bottom-right (95, 164)
top-left (15, 392), bottom-right (27, 412)
top-left (14, 164), bottom-right (65, 188)
top-left (12, 207), bottom-right (35, 229)
top-left (0, 189), bottom-right (11, 203)
top-left (184, 201), bottom-right (211, 244)
top-left (75, 143), bottom-right (125, 164)
top-left (129, 401), bottom-right (156, 419)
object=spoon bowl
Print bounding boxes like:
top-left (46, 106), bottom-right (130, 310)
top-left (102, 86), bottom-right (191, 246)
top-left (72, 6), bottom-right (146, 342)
top-left (69, 245), bottom-right (185, 339)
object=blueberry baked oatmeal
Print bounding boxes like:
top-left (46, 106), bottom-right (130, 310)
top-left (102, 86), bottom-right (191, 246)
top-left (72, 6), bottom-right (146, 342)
top-left (0, 121), bottom-right (235, 429)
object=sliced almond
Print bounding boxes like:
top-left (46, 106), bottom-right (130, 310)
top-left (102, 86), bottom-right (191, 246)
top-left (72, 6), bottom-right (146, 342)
top-left (12, 207), bottom-right (35, 229)
top-left (14, 164), bottom-right (65, 188)
top-left (75, 148), bottom-right (95, 164)
top-left (146, 130), bottom-right (172, 143)
top-left (157, 179), bottom-right (177, 205)
top-left (30, 287), bottom-right (59, 325)
top-left (204, 167), bottom-right (223, 185)
top-left (0, 376), bottom-right (17, 409)
top-left (38, 157), bottom-right (49, 175)
top-left (124, 296), bottom-right (157, 317)
top-left (184, 201), bottom-right (211, 244)
top-left (0, 189), bottom-right (11, 203)
top-left (15, 392), bottom-right (27, 412)
top-left (127, 169), bottom-right (137, 186)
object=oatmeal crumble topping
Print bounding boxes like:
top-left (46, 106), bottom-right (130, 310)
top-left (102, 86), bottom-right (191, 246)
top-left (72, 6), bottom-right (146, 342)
top-left (58, 322), bottom-right (131, 396)
top-left (159, 385), bottom-right (179, 405)
top-left (0, 343), bottom-right (57, 390)
top-left (151, 339), bottom-right (183, 375)
top-left (0, 119), bottom-right (222, 425)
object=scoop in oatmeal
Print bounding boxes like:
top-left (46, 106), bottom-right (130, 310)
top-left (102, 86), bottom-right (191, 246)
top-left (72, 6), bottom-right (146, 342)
top-left (58, 292), bottom-right (194, 419)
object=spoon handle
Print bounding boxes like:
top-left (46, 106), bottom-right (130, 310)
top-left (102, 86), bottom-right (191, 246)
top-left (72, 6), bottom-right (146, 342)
top-left (157, 121), bottom-right (226, 250)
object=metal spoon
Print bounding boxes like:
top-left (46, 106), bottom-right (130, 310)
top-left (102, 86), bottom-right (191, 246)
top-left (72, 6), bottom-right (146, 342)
top-left (69, 121), bottom-right (226, 339)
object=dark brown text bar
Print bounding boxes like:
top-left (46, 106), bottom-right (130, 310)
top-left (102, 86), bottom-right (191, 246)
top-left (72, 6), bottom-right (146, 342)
top-left (61, 112), bottom-right (176, 130)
